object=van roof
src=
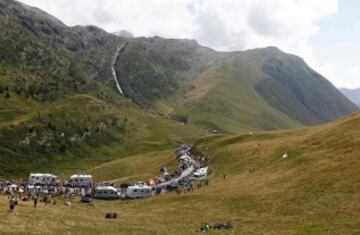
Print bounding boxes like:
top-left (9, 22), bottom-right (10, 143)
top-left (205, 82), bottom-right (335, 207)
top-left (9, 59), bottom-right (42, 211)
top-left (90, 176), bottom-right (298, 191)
top-left (95, 186), bottom-right (117, 191)
top-left (30, 173), bottom-right (57, 177)
top-left (70, 175), bottom-right (92, 178)
top-left (128, 184), bottom-right (152, 190)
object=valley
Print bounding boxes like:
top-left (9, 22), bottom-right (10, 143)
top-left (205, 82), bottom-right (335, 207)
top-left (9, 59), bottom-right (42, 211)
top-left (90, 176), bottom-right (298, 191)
top-left (0, 0), bottom-right (360, 234)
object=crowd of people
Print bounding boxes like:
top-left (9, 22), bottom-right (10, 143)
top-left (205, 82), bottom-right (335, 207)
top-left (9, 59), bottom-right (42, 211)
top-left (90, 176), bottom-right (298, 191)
top-left (1, 144), bottom-right (210, 213)
top-left (0, 180), bottom-right (92, 213)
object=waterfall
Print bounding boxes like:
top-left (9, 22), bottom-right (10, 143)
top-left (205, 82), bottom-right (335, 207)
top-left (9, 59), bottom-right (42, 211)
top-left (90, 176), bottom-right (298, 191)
top-left (111, 44), bottom-right (125, 95)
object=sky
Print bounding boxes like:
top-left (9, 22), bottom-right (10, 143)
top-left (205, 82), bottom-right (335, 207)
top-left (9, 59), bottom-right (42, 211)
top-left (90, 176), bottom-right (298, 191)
top-left (18, 0), bottom-right (360, 88)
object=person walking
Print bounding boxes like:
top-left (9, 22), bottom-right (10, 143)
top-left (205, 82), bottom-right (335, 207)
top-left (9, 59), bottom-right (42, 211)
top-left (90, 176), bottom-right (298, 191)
top-left (9, 196), bottom-right (16, 213)
top-left (33, 196), bottom-right (38, 208)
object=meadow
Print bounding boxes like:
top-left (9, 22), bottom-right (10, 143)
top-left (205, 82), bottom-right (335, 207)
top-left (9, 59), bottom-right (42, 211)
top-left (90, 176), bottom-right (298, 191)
top-left (1, 113), bottom-right (360, 234)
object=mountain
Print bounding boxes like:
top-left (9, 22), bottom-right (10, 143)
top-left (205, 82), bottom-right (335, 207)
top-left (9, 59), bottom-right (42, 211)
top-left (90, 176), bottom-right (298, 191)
top-left (113, 40), bottom-right (358, 133)
top-left (0, 0), bottom-right (204, 176)
top-left (113, 36), bottom-right (220, 107)
top-left (171, 47), bottom-right (358, 133)
top-left (113, 29), bottom-right (133, 38)
top-left (0, 0), bottom-right (358, 175)
top-left (340, 87), bottom-right (360, 107)
top-left (1, 1), bottom-right (360, 233)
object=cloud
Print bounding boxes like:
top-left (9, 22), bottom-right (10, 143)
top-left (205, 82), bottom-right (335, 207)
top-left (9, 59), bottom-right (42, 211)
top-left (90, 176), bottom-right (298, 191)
top-left (345, 66), bottom-right (360, 88)
top-left (349, 66), bottom-right (360, 78)
top-left (18, 0), bottom-right (337, 48)
top-left (318, 63), bottom-right (341, 86)
top-left (19, 0), bottom-right (342, 84)
top-left (317, 64), bottom-right (360, 89)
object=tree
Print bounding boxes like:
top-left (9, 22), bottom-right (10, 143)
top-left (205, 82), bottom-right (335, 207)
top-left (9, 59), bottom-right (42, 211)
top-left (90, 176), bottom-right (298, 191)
top-left (5, 91), bottom-right (10, 99)
top-left (122, 118), bottom-right (128, 131)
top-left (59, 144), bottom-right (66, 153)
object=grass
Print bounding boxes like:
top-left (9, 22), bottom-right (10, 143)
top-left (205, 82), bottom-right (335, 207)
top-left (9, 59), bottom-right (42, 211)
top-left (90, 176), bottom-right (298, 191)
top-left (0, 70), bottom-right (206, 177)
top-left (172, 55), bottom-right (303, 133)
top-left (2, 113), bottom-right (360, 234)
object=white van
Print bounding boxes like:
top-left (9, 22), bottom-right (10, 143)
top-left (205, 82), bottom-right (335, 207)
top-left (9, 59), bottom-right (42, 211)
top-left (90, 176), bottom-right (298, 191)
top-left (126, 184), bottom-right (152, 199)
top-left (192, 167), bottom-right (208, 180)
top-left (29, 173), bottom-right (57, 185)
top-left (93, 186), bottom-right (121, 200)
top-left (66, 175), bottom-right (93, 187)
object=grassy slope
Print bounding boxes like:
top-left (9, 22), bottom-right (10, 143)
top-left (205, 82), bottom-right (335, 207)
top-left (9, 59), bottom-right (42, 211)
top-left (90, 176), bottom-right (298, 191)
top-left (2, 113), bottom-right (360, 234)
top-left (172, 48), bottom-right (358, 133)
top-left (114, 37), bottom-right (218, 109)
top-left (0, 69), bottom-right (205, 177)
top-left (173, 53), bottom-right (303, 133)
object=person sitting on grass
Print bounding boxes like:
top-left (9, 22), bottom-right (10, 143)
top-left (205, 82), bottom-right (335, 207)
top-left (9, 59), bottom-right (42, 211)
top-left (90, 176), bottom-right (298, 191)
top-left (198, 222), bottom-right (210, 233)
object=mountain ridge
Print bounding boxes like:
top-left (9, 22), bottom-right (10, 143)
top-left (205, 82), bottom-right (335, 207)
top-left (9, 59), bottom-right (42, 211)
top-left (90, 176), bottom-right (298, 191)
top-left (340, 87), bottom-right (360, 107)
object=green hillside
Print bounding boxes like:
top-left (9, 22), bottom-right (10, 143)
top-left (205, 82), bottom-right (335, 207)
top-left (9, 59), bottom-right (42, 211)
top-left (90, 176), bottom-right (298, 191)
top-left (172, 52), bottom-right (302, 133)
top-left (0, 0), bottom-right (358, 177)
top-left (2, 112), bottom-right (360, 234)
top-left (0, 0), bottom-right (205, 177)
top-left (172, 48), bottom-right (358, 133)
top-left (114, 37), bottom-right (220, 108)
top-left (0, 69), bottom-right (205, 177)
top-left (1, 0), bottom-right (357, 133)
top-left (111, 38), bottom-right (357, 133)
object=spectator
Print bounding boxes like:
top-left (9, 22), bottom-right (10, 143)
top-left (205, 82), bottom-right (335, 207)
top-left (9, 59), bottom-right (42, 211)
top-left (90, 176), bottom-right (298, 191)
top-left (9, 196), bottom-right (16, 213)
top-left (33, 197), bottom-right (38, 208)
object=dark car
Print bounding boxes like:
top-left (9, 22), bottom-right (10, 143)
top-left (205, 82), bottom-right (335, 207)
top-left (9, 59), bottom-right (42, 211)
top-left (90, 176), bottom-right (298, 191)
top-left (166, 181), bottom-right (180, 191)
top-left (81, 194), bottom-right (93, 203)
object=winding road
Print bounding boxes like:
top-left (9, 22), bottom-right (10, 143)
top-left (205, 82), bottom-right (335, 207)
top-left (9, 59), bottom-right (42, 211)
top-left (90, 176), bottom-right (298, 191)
top-left (157, 165), bottom-right (195, 188)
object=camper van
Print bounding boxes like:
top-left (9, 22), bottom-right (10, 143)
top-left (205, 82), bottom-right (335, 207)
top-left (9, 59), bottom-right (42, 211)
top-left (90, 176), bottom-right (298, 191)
top-left (93, 186), bottom-right (121, 200)
top-left (192, 167), bottom-right (208, 180)
top-left (29, 173), bottom-right (57, 185)
top-left (126, 184), bottom-right (153, 199)
top-left (66, 175), bottom-right (93, 187)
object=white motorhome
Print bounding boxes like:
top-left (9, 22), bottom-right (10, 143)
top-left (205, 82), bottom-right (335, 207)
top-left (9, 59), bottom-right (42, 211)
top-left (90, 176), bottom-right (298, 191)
top-left (93, 186), bottom-right (121, 200)
top-left (66, 175), bottom-right (93, 187)
top-left (7, 184), bottom-right (18, 193)
top-left (29, 173), bottom-right (57, 185)
top-left (126, 184), bottom-right (152, 199)
top-left (192, 167), bottom-right (208, 180)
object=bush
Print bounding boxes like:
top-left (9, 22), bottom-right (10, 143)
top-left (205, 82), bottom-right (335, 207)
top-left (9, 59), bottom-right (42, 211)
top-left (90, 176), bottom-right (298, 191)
top-left (5, 91), bottom-right (10, 99)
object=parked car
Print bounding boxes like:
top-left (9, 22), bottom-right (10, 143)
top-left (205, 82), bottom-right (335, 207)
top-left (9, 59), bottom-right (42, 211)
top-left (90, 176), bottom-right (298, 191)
top-left (81, 193), bottom-right (93, 203)
top-left (191, 167), bottom-right (208, 180)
